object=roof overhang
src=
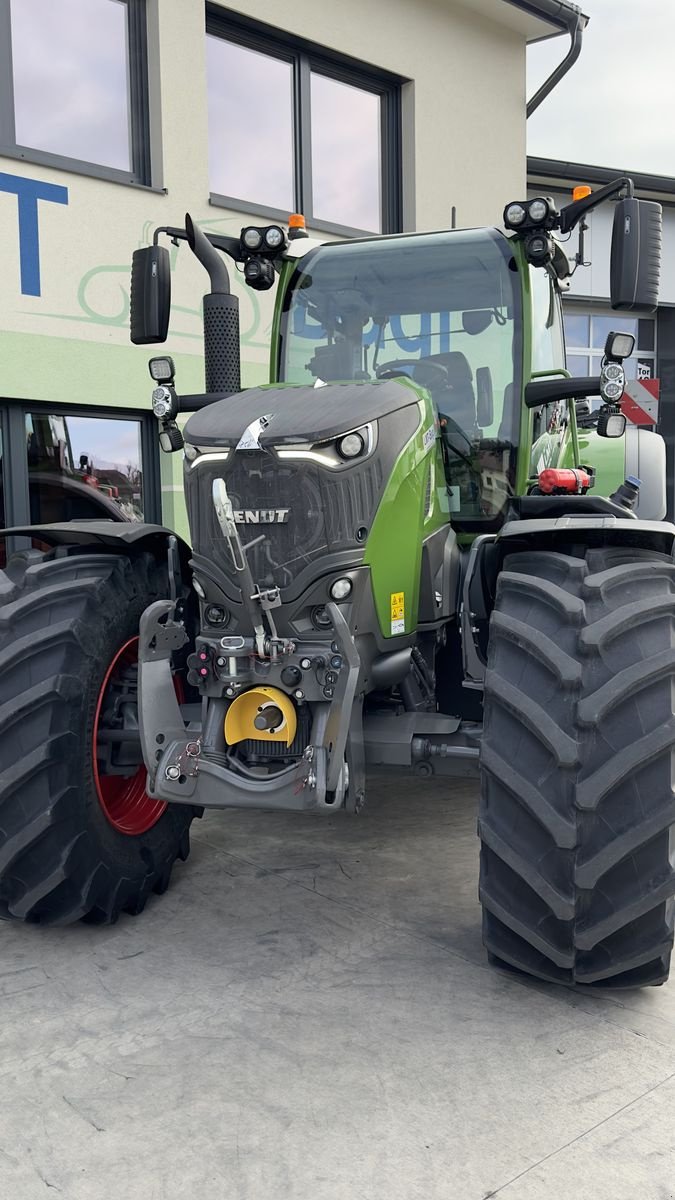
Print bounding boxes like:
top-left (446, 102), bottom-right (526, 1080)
top-left (528, 157), bottom-right (675, 205)
top-left (454, 0), bottom-right (588, 42)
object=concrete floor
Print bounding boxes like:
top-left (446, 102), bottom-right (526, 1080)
top-left (1, 778), bottom-right (675, 1200)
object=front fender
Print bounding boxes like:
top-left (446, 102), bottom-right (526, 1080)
top-left (497, 514), bottom-right (675, 557)
top-left (0, 520), bottom-right (192, 573)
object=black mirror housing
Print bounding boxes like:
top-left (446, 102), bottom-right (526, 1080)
top-left (130, 245), bottom-right (171, 345)
top-left (462, 310), bottom-right (492, 335)
top-left (476, 366), bottom-right (494, 427)
top-left (610, 197), bottom-right (661, 312)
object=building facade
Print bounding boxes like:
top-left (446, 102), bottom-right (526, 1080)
top-left (0, 0), bottom-right (575, 540)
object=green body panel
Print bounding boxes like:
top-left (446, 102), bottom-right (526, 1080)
top-left (362, 381), bottom-right (447, 638)
top-left (514, 240), bottom-right (535, 498)
top-left (560, 426), bottom-right (626, 495)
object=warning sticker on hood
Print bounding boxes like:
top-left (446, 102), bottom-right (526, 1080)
top-left (390, 591), bottom-right (405, 635)
top-left (422, 424), bottom-right (437, 452)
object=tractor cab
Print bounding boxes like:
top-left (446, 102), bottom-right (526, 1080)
top-left (276, 228), bottom-right (523, 528)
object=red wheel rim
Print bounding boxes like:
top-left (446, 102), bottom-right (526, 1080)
top-left (93, 636), bottom-right (168, 836)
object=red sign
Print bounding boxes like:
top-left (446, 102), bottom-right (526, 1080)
top-left (621, 378), bottom-right (659, 427)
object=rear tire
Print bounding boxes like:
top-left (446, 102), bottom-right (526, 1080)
top-left (479, 546), bottom-right (675, 988)
top-left (0, 549), bottom-right (193, 925)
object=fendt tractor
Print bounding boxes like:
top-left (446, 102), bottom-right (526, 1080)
top-left (1, 179), bottom-right (673, 991)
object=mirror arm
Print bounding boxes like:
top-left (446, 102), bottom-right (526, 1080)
top-left (151, 225), bottom-right (244, 263)
top-left (558, 177), bottom-right (634, 234)
top-left (525, 375), bottom-right (602, 409)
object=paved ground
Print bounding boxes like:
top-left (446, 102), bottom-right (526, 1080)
top-left (1, 776), bottom-right (675, 1200)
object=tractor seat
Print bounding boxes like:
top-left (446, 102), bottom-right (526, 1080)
top-left (425, 351), bottom-right (477, 434)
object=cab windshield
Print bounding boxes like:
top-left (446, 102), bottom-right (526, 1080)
top-left (278, 229), bottom-right (522, 525)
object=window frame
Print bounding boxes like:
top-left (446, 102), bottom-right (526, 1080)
top-left (206, 6), bottom-right (403, 237)
top-left (0, 0), bottom-right (153, 188)
top-left (563, 303), bottom-right (657, 381)
top-left (0, 400), bottom-right (160, 554)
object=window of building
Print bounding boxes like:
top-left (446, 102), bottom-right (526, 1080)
top-left (26, 413), bottom-right (147, 523)
top-left (0, 404), bottom-right (159, 563)
top-left (0, 0), bottom-right (151, 185)
top-left (206, 11), bottom-right (402, 234)
top-left (564, 309), bottom-right (657, 382)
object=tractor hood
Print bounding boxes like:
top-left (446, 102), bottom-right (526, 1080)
top-left (183, 380), bottom-right (419, 448)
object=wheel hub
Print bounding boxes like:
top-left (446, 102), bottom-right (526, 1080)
top-left (92, 636), bottom-right (167, 835)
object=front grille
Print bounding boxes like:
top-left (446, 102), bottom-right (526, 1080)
top-left (187, 452), bottom-right (384, 589)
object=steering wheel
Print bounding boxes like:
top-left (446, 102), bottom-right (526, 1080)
top-left (375, 359), bottom-right (449, 390)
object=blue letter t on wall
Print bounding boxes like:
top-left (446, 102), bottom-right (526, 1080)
top-left (0, 172), bottom-right (69, 296)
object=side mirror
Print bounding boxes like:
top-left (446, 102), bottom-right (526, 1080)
top-left (476, 367), bottom-right (494, 427)
top-left (610, 197), bottom-right (661, 312)
top-left (462, 310), bottom-right (492, 335)
top-left (130, 245), bottom-right (171, 344)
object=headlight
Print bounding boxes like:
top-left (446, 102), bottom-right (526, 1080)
top-left (329, 578), bottom-right (352, 601)
top-left (152, 386), bottom-right (172, 418)
top-left (242, 227), bottom-right (263, 251)
top-left (504, 202), bottom-right (527, 227)
top-left (148, 356), bottom-right (175, 383)
top-left (528, 198), bottom-right (549, 224)
top-left (601, 379), bottom-right (624, 402)
top-left (184, 443), bottom-right (199, 462)
top-left (601, 362), bottom-right (625, 403)
top-left (264, 225), bottom-right (285, 250)
top-left (311, 605), bottom-right (332, 630)
top-left (525, 233), bottom-right (553, 265)
top-left (193, 578), bottom-right (206, 599)
top-left (204, 604), bottom-right (228, 626)
top-left (337, 432), bottom-right (365, 459)
top-left (605, 331), bottom-right (636, 361)
top-left (603, 362), bottom-right (623, 381)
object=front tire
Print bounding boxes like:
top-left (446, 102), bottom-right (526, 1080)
top-left (0, 549), bottom-right (193, 925)
top-left (479, 546), bottom-right (675, 988)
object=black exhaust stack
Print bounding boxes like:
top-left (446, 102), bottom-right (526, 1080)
top-left (185, 213), bottom-right (241, 396)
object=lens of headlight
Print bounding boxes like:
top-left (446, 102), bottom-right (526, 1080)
top-left (311, 605), bottom-right (332, 630)
top-left (504, 203), bottom-right (526, 227)
top-left (205, 604), bottom-right (228, 626)
top-left (602, 380), bottom-right (623, 402)
top-left (149, 356), bottom-right (174, 382)
top-left (337, 432), bottom-right (365, 459)
top-left (264, 225), bottom-right (284, 249)
top-left (242, 227), bottom-right (263, 251)
top-left (330, 578), bottom-right (353, 601)
top-left (604, 362), bottom-right (623, 381)
top-left (528, 198), bottom-right (549, 223)
top-left (605, 414), bottom-right (626, 436)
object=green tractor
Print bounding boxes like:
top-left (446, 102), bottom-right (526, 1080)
top-left (1, 179), bottom-right (673, 990)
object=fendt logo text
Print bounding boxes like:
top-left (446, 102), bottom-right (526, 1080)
top-left (232, 509), bottom-right (290, 524)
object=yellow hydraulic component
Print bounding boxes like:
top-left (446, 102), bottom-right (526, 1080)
top-left (224, 686), bottom-right (297, 747)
